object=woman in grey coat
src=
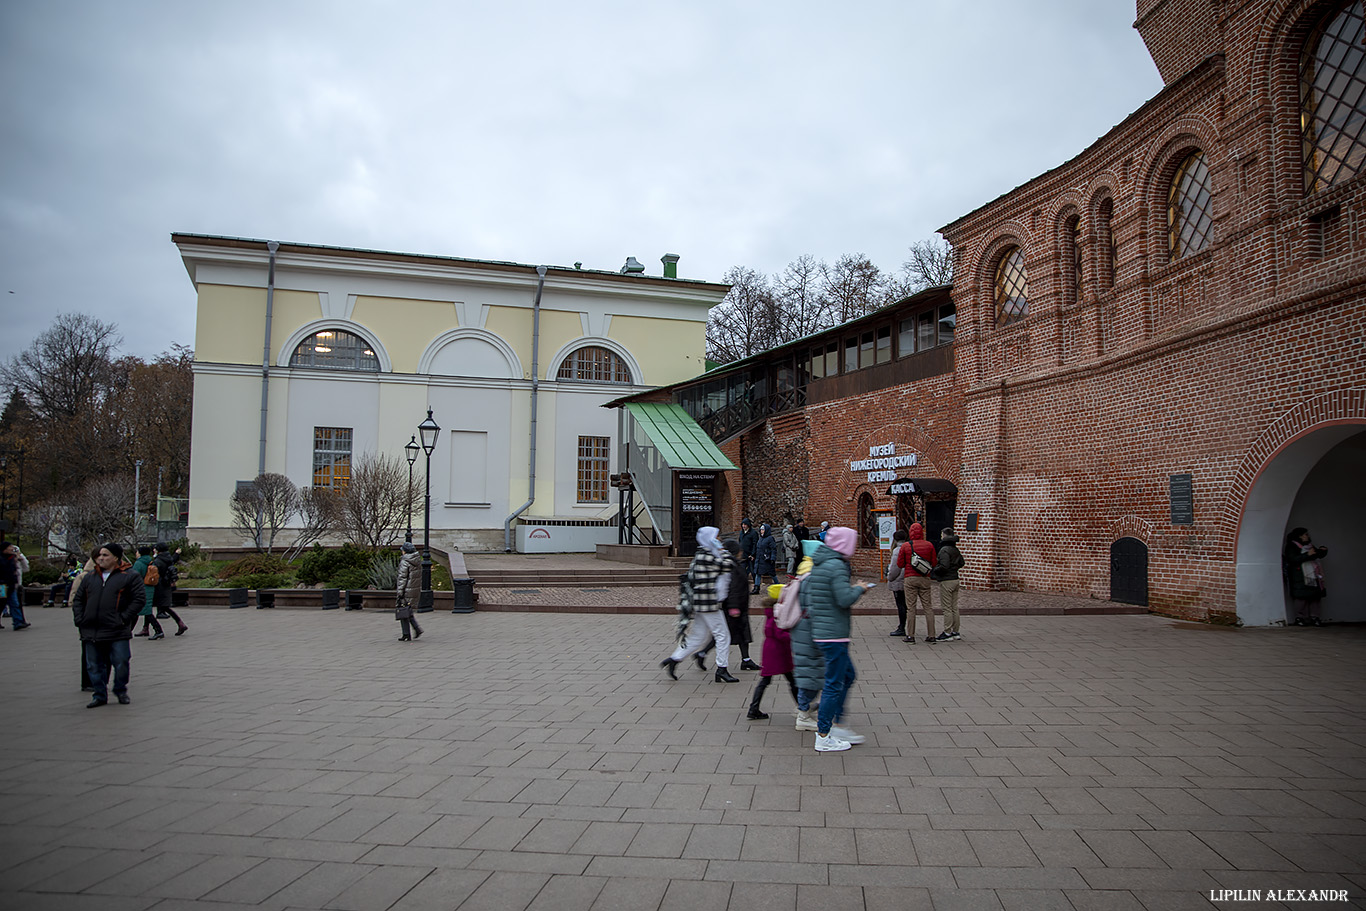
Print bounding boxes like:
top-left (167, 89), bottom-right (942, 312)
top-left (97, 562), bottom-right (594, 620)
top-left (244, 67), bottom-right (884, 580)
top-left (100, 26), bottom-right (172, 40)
top-left (395, 543), bottom-right (424, 641)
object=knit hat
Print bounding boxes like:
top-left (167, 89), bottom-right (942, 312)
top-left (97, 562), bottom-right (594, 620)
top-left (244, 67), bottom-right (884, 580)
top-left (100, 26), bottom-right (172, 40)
top-left (824, 526), bottom-right (857, 557)
top-left (401, 542), bottom-right (417, 553)
top-left (767, 583), bottom-right (784, 600)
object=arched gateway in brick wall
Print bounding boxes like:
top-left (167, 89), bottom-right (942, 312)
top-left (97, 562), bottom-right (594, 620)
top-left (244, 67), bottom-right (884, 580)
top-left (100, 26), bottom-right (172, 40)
top-left (1231, 391), bottom-right (1366, 625)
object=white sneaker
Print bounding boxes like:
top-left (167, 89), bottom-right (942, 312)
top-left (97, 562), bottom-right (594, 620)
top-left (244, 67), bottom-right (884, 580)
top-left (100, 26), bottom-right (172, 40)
top-left (794, 709), bottom-right (817, 731)
top-left (814, 733), bottom-right (851, 752)
top-left (830, 724), bottom-right (865, 744)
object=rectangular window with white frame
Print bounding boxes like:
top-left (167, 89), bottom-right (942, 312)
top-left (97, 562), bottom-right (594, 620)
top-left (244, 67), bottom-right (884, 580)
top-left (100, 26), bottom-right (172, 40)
top-left (577, 435), bottom-right (610, 503)
top-left (312, 427), bottom-right (353, 489)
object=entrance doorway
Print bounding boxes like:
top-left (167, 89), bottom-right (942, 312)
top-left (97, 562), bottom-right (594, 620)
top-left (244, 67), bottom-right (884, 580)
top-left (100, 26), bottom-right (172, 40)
top-left (889, 478), bottom-right (958, 545)
top-left (1235, 425), bottom-right (1365, 626)
top-left (1110, 537), bottom-right (1149, 606)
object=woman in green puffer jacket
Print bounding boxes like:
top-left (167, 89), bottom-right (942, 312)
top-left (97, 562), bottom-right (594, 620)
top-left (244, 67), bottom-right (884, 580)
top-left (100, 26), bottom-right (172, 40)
top-left (801, 527), bottom-right (874, 752)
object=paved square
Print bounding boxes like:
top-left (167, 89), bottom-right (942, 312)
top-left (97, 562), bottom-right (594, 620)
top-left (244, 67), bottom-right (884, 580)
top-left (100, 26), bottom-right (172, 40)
top-left (1, 606), bottom-right (1363, 910)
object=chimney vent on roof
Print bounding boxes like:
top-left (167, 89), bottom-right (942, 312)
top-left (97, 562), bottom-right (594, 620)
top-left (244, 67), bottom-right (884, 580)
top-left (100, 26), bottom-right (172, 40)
top-left (620, 257), bottom-right (645, 274)
top-left (661, 253), bottom-right (680, 278)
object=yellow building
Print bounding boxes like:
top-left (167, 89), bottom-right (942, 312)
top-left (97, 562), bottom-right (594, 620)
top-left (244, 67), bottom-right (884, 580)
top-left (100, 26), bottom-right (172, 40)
top-left (175, 235), bottom-right (728, 551)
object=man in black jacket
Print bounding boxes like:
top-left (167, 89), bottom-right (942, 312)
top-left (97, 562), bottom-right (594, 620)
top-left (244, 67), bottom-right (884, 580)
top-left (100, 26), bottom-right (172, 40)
top-left (72, 542), bottom-right (144, 707)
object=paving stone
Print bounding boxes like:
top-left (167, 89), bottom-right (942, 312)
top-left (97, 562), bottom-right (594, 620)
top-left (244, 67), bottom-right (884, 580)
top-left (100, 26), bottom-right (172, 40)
top-left (1, 609), bottom-right (1363, 910)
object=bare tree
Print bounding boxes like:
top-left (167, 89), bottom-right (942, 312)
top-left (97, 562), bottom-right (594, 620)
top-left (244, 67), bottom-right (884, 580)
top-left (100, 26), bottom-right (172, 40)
top-left (229, 473), bottom-right (299, 553)
top-left (66, 476), bottom-right (135, 549)
top-left (821, 253), bottom-right (888, 324)
top-left (773, 254), bottom-right (828, 341)
top-left (706, 266), bottom-right (779, 364)
top-left (1, 313), bottom-right (121, 420)
top-left (335, 453), bottom-right (422, 551)
top-left (284, 486), bottom-right (341, 560)
top-left (898, 238), bottom-right (955, 293)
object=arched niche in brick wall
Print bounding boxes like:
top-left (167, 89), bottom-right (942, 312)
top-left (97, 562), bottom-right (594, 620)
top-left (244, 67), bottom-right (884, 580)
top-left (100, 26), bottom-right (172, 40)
top-left (1230, 389), bottom-right (1366, 626)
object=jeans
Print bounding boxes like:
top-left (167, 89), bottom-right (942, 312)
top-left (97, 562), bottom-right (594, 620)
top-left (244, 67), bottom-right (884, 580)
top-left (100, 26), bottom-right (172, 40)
top-left (815, 640), bottom-right (856, 736)
top-left (83, 639), bottom-right (131, 700)
top-left (6, 588), bottom-right (24, 627)
top-left (797, 688), bottom-right (818, 712)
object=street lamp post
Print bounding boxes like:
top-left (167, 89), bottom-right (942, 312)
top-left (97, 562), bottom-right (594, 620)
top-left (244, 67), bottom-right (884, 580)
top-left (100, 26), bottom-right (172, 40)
top-left (417, 410), bottom-right (440, 612)
top-left (0, 454), bottom-right (8, 546)
top-left (133, 459), bottom-right (143, 544)
top-left (404, 435), bottom-right (419, 544)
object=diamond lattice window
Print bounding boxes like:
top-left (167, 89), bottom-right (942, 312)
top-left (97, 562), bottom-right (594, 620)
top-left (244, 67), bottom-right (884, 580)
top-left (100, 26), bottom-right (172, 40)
top-left (994, 246), bottom-right (1030, 324)
top-left (1168, 152), bottom-right (1214, 259)
top-left (290, 330), bottom-right (379, 371)
top-left (1302, 1), bottom-right (1366, 194)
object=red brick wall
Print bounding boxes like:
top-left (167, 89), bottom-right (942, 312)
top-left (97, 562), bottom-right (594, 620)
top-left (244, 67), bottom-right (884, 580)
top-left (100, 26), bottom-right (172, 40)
top-left (719, 0), bottom-right (1366, 620)
top-left (935, 0), bottom-right (1366, 619)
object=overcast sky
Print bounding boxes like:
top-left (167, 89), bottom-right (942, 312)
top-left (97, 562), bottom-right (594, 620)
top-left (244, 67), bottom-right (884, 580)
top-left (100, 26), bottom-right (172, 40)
top-left (0, 1), bottom-right (1162, 364)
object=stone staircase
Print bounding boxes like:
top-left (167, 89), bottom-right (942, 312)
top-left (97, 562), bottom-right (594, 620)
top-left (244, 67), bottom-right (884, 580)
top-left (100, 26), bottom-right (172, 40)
top-left (467, 565), bottom-right (681, 590)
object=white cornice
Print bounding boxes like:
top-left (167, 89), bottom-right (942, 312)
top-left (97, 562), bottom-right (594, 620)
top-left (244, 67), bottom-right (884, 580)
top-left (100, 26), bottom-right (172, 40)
top-left (175, 241), bottom-right (726, 311)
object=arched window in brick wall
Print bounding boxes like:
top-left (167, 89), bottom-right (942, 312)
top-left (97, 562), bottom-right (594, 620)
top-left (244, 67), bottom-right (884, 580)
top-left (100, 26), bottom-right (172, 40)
top-left (1301, 1), bottom-right (1366, 194)
top-left (994, 246), bottom-right (1030, 324)
top-left (1168, 151), bottom-right (1214, 259)
top-left (1097, 198), bottom-right (1116, 289)
top-left (858, 492), bottom-right (877, 548)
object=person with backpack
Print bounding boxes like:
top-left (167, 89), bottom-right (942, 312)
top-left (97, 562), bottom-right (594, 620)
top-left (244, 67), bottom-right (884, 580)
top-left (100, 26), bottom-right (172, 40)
top-left (804, 526), bottom-right (875, 752)
top-left (131, 545), bottom-right (166, 640)
top-left (151, 543), bottom-right (188, 636)
top-left (931, 528), bottom-right (966, 641)
top-left (776, 541), bottom-right (822, 731)
top-left (897, 522), bottom-right (937, 643)
top-left (660, 527), bottom-right (739, 683)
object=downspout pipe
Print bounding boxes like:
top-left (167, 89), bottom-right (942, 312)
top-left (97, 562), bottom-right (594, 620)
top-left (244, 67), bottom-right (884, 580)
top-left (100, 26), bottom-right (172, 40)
top-left (258, 241), bottom-right (280, 477)
top-left (504, 265), bottom-right (546, 551)
top-left (255, 240), bottom-right (279, 550)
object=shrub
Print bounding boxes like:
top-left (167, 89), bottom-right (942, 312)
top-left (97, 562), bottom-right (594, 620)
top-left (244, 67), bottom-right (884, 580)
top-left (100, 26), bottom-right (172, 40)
top-left (225, 573), bottom-right (292, 590)
top-left (369, 551), bottom-right (399, 590)
top-left (217, 553), bottom-right (291, 581)
top-left (23, 558), bottom-right (63, 585)
top-left (295, 542), bottom-right (374, 589)
top-left (162, 538), bottom-right (202, 561)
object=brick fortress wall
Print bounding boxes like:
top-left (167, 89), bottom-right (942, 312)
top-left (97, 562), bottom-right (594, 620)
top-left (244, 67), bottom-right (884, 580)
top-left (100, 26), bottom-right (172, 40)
top-left (938, 0), bottom-right (1366, 619)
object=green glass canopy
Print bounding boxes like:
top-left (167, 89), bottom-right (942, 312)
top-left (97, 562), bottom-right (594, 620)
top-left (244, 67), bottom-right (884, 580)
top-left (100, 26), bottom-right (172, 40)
top-left (625, 402), bottom-right (737, 471)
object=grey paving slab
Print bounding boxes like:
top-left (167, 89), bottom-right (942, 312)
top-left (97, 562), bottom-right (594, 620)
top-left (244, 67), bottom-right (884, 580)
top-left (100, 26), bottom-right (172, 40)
top-left (1, 607), bottom-right (1363, 910)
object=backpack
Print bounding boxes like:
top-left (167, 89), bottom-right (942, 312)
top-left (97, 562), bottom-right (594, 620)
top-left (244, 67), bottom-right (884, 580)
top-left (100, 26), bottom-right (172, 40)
top-left (164, 563), bottom-right (178, 585)
top-left (773, 573), bottom-right (809, 630)
top-left (143, 564), bottom-right (160, 586)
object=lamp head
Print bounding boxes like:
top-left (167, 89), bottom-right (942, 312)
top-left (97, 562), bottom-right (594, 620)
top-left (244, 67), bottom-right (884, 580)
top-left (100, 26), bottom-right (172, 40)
top-left (418, 409), bottom-right (440, 455)
top-left (404, 435), bottom-right (420, 465)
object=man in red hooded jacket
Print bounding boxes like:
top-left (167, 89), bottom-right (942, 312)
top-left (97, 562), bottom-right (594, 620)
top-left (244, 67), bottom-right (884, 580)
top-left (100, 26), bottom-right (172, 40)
top-left (896, 523), bottom-right (937, 643)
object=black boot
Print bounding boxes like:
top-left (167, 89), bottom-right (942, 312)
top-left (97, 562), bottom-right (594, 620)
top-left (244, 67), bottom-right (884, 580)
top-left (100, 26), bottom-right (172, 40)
top-left (715, 667), bottom-right (738, 683)
top-left (740, 658), bottom-right (760, 671)
top-left (748, 676), bottom-right (771, 718)
top-left (694, 654), bottom-right (707, 671)
top-left (660, 658), bottom-right (679, 680)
